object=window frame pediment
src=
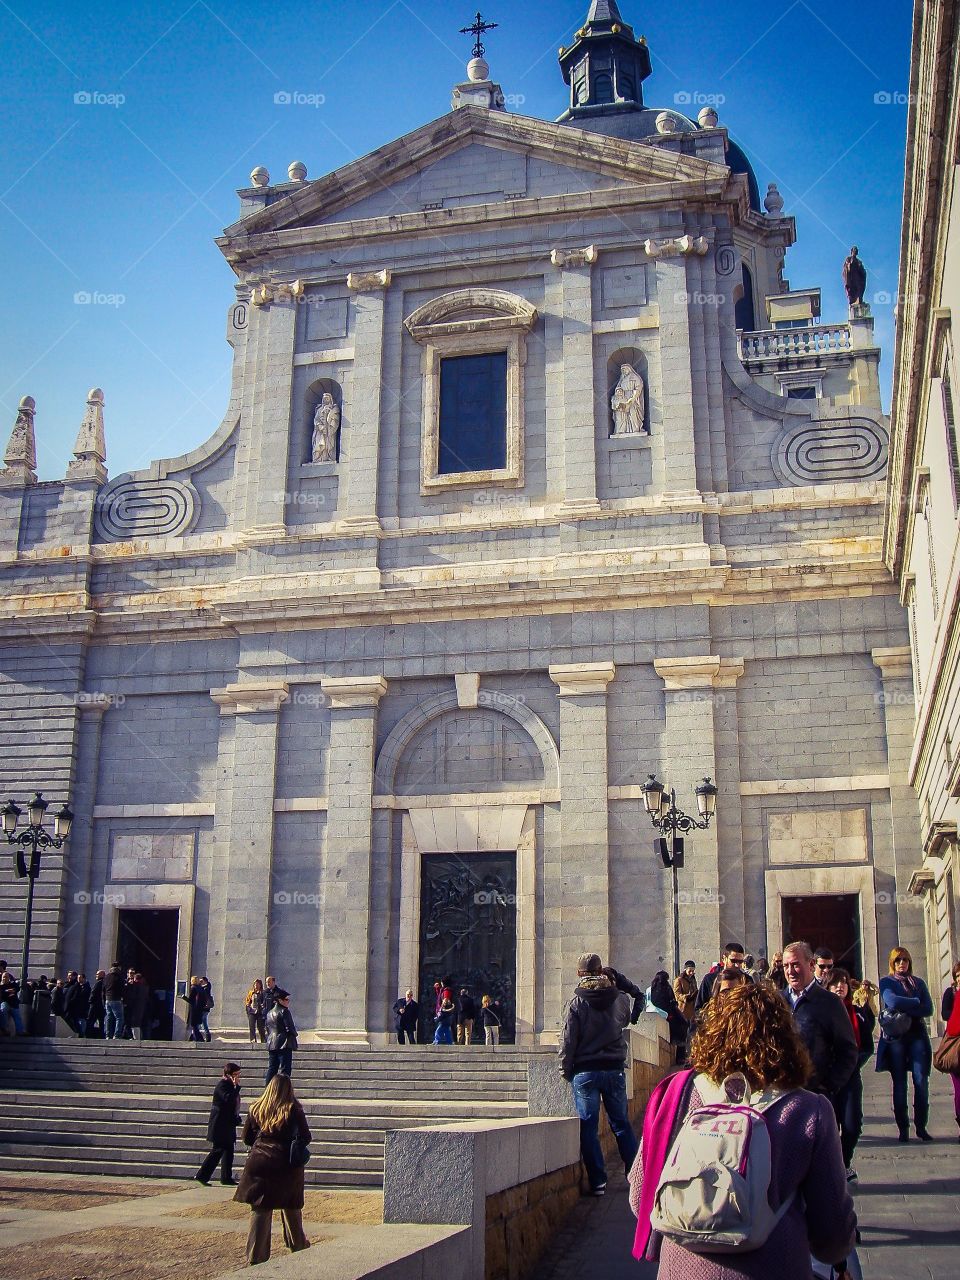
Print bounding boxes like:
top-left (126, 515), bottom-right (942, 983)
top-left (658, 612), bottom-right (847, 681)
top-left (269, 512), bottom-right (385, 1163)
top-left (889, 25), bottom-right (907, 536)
top-left (405, 288), bottom-right (538, 494)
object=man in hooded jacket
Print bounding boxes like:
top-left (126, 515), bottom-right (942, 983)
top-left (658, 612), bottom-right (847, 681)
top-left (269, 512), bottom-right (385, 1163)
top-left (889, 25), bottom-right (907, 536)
top-left (558, 952), bottom-right (638, 1197)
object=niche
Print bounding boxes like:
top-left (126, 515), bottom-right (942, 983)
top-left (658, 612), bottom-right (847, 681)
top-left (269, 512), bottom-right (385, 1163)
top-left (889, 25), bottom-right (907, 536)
top-left (305, 378), bottom-right (342, 464)
top-left (606, 348), bottom-right (649, 436)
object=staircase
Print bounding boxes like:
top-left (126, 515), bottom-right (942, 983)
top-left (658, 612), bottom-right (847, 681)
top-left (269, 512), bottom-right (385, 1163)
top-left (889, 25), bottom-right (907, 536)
top-left (0, 1039), bottom-right (537, 1187)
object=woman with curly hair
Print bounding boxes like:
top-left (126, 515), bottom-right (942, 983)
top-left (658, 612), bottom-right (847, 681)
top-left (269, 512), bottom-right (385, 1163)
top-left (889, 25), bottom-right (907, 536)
top-left (630, 982), bottom-right (856, 1279)
top-left (234, 1073), bottom-right (312, 1265)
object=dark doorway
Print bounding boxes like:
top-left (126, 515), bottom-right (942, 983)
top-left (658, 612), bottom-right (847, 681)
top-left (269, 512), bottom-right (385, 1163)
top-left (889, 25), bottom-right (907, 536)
top-left (116, 909), bottom-right (179, 1039)
top-left (418, 852), bottom-right (516, 1043)
top-left (781, 894), bottom-right (862, 976)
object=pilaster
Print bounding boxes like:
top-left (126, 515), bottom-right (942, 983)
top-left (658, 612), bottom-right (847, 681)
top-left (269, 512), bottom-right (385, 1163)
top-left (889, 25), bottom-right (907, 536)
top-left (546, 661), bottom-right (614, 1028)
top-left (654, 258), bottom-right (699, 494)
top-left (339, 272), bottom-right (391, 533)
top-left (551, 246), bottom-right (601, 516)
top-left (871, 646), bottom-right (927, 975)
top-left (316, 674), bottom-right (388, 1040)
top-left (237, 295), bottom-right (297, 537)
top-left (207, 681), bottom-right (288, 1022)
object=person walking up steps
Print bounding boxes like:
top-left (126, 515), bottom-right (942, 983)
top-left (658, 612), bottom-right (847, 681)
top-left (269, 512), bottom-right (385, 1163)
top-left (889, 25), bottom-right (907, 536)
top-left (195, 1061), bottom-right (242, 1186)
top-left (234, 1073), bottom-right (312, 1265)
top-left (877, 946), bottom-right (934, 1142)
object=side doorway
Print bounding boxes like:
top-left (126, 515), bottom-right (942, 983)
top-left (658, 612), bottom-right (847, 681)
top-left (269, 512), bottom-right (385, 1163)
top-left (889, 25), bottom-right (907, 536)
top-left (781, 894), bottom-right (862, 976)
top-left (116, 908), bottom-right (179, 1039)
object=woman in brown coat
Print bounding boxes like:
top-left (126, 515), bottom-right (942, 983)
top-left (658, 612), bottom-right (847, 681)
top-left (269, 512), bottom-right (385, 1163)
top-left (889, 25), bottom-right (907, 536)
top-left (234, 1073), bottom-right (312, 1265)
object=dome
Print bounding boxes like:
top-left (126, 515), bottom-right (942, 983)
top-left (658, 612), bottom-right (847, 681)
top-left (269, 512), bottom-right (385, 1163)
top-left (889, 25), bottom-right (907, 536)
top-left (725, 138), bottom-right (762, 212)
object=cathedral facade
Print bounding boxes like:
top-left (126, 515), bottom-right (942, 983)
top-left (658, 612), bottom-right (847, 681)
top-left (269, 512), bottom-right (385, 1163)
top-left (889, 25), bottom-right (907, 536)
top-left (0, 2), bottom-right (919, 1040)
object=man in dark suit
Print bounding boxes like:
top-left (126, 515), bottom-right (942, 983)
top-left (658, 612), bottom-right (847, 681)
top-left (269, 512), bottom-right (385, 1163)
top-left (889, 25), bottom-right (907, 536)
top-left (782, 940), bottom-right (857, 1097)
top-left (393, 990), bottom-right (419, 1044)
top-left (195, 1062), bottom-right (242, 1185)
top-left (265, 991), bottom-right (298, 1084)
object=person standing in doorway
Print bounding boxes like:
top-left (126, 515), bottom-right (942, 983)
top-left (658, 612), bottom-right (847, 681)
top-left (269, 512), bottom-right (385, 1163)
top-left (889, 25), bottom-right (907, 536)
top-left (457, 988), bottom-right (477, 1045)
top-left (481, 995), bottom-right (501, 1046)
top-left (86, 971), bottom-right (106, 1038)
top-left (182, 976), bottom-right (208, 1043)
top-left (195, 1061), bottom-right (242, 1185)
top-left (103, 963), bottom-right (125, 1040)
top-left (198, 976), bottom-right (214, 1042)
top-left (125, 972), bottom-right (149, 1041)
top-left (265, 991), bottom-right (298, 1084)
top-left (433, 996), bottom-right (455, 1045)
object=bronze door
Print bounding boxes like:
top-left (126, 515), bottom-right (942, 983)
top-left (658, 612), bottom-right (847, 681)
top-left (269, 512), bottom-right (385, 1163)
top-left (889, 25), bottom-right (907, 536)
top-left (418, 852), bottom-right (516, 1043)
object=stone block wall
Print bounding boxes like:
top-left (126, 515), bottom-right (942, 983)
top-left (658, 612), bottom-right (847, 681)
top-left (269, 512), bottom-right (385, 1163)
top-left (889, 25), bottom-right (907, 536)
top-left (485, 1165), bottom-right (581, 1280)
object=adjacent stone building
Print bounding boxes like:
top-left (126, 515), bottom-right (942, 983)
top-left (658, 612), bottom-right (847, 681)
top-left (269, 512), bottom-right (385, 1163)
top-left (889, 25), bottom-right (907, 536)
top-left (0, 2), bottom-right (921, 1040)
top-left (885, 0), bottom-right (960, 1004)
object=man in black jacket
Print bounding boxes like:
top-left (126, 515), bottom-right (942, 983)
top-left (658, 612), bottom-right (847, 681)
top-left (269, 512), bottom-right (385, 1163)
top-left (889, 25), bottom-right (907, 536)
top-left (559, 953), bottom-right (638, 1197)
top-left (103, 963), bottom-right (125, 1039)
top-left (62, 972), bottom-right (85, 1035)
top-left (393, 990), bottom-right (419, 1044)
top-left (86, 971), bottom-right (106, 1038)
top-left (782, 940), bottom-right (857, 1096)
top-left (693, 940), bottom-right (749, 1012)
top-left (195, 1062), bottom-right (242, 1185)
top-left (264, 991), bottom-right (297, 1084)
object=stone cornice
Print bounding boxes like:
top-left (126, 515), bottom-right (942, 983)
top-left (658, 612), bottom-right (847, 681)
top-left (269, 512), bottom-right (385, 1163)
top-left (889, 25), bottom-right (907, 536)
top-left (548, 661), bottom-right (615, 695)
top-left (654, 656), bottom-right (722, 689)
top-left (871, 645), bottom-right (913, 680)
top-left (211, 681), bottom-right (289, 715)
top-left (319, 674), bottom-right (388, 708)
top-left (346, 269), bottom-right (392, 292)
top-left (549, 245), bottom-right (599, 269)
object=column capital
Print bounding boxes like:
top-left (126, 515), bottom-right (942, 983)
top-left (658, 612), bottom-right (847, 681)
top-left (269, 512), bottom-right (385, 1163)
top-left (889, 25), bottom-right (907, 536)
top-left (320, 674), bottom-right (388, 708)
top-left (211, 681), bottom-right (289, 715)
top-left (548, 661), bottom-right (615, 696)
top-left (347, 269), bottom-right (392, 292)
top-left (871, 646), bottom-right (913, 680)
top-left (654, 655), bottom-right (736, 690)
top-left (550, 245), bottom-right (599, 269)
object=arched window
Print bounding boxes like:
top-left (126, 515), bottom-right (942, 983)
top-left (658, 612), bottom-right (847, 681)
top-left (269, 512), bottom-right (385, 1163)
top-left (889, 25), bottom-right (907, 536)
top-left (593, 73), bottom-right (614, 104)
top-left (734, 264), bottom-right (756, 330)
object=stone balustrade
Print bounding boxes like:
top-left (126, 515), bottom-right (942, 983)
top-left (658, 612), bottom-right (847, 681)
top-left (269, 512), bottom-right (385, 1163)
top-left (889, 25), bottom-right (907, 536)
top-left (739, 323), bottom-right (852, 362)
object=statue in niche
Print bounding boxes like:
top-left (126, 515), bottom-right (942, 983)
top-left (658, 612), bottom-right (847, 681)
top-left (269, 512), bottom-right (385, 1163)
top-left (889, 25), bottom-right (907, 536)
top-left (311, 392), bottom-right (340, 463)
top-left (610, 363), bottom-right (646, 435)
top-left (842, 246), bottom-right (867, 308)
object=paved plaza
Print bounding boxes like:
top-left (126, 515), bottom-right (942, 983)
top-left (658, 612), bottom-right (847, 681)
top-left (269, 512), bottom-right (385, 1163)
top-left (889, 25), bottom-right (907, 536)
top-left (534, 1071), bottom-right (960, 1280)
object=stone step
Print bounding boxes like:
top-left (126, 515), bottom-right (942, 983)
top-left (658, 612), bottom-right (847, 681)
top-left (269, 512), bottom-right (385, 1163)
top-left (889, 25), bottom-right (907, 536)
top-left (0, 1131), bottom-right (385, 1163)
top-left (0, 1151), bottom-right (383, 1187)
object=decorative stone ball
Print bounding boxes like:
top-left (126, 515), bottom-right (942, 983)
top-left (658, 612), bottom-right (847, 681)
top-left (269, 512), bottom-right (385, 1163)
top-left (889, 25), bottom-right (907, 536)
top-left (87, 388), bottom-right (104, 403)
top-left (19, 395), bottom-right (35, 412)
top-left (250, 166), bottom-right (270, 188)
top-left (697, 106), bottom-right (719, 128)
top-left (764, 183), bottom-right (785, 215)
top-left (288, 160), bottom-right (307, 182)
top-left (466, 56), bottom-right (489, 82)
top-left (655, 111), bottom-right (679, 134)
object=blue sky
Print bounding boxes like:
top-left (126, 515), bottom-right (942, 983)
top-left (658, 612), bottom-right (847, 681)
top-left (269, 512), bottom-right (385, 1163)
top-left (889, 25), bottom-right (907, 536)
top-left (1, 0), bottom-right (913, 480)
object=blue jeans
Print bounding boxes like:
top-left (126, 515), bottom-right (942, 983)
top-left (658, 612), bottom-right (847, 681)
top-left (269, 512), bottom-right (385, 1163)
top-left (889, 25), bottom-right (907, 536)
top-left (200, 1012), bottom-right (211, 1042)
top-left (571, 1069), bottom-right (639, 1191)
top-left (265, 1048), bottom-right (293, 1085)
top-left (104, 1000), bottom-right (124, 1038)
top-left (1, 1001), bottom-right (23, 1034)
top-left (886, 1034), bottom-right (930, 1129)
top-left (433, 1023), bottom-right (453, 1044)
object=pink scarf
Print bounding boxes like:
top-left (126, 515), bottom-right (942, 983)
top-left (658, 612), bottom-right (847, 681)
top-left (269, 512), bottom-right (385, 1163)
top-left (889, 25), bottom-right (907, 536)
top-left (632, 1069), bottom-right (695, 1261)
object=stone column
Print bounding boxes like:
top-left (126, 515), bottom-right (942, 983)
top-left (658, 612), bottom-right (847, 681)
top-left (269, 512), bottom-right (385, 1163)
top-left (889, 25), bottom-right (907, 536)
top-left (238, 294), bottom-right (298, 537)
top-left (653, 657), bottom-right (736, 962)
top-left (653, 257), bottom-right (699, 494)
top-left (208, 681), bottom-right (288, 1024)
top-left (316, 674), bottom-right (388, 1040)
top-left (546, 662), bottom-right (615, 1029)
top-left (871, 647), bottom-right (927, 972)
top-left (339, 271), bottom-right (391, 533)
top-left (551, 247), bottom-right (601, 516)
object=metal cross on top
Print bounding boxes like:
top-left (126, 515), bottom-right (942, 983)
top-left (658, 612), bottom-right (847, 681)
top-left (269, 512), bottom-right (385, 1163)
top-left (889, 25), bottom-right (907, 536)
top-left (460, 10), bottom-right (498, 59)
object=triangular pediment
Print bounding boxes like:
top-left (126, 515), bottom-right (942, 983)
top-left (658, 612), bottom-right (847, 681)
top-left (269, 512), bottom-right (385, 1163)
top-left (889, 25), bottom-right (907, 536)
top-left (220, 107), bottom-right (730, 248)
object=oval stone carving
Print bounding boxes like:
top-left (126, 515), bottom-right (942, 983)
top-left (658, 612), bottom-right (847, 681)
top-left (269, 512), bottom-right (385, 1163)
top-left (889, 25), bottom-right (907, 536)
top-left (772, 419), bottom-right (888, 485)
top-left (95, 478), bottom-right (198, 540)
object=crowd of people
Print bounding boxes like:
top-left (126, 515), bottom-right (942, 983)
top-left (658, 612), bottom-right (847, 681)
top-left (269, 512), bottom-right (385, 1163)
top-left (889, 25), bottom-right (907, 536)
top-left (0, 961), bottom-right (168, 1040)
top-left (391, 982), bottom-right (509, 1046)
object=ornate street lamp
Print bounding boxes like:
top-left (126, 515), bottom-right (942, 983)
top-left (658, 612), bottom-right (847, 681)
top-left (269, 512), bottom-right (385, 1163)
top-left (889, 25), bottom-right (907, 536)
top-left (2, 793), bottom-right (73, 1014)
top-left (642, 774), bottom-right (718, 975)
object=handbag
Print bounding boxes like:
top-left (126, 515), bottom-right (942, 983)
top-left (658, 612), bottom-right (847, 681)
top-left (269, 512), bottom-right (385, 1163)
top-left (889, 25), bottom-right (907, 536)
top-left (878, 1008), bottom-right (912, 1039)
top-left (933, 1031), bottom-right (960, 1074)
top-left (289, 1124), bottom-right (310, 1168)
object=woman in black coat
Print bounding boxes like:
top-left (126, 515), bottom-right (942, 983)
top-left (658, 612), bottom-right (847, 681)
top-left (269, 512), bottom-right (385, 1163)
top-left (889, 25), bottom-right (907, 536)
top-left (181, 975), bottom-right (208, 1042)
top-left (234, 1073), bottom-right (312, 1265)
top-left (195, 1062), bottom-right (242, 1185)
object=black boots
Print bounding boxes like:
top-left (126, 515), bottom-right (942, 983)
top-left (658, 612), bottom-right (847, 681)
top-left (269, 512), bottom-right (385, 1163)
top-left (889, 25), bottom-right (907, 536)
top-left (895, 1107), bottom-right (909, 1141)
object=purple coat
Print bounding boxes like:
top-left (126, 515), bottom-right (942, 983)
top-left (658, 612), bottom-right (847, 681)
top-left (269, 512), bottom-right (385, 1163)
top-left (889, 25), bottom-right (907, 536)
top-left (631, 1079), bottom-right (857, 1280)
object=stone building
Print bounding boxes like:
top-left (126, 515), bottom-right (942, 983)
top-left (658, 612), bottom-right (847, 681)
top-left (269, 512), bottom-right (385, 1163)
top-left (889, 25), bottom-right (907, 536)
top-left (0, 1), bottom-right (919, 1040)
top-left (885, 0), bottom-right (960, 1003)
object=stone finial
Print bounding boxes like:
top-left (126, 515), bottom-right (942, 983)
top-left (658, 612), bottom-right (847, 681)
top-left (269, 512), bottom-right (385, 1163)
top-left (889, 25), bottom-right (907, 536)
top-left (697, 105), bottom-right (719, 128)
top-left (250, 166), bottom-right (270, 188)
top-left (763, 183), bottom-right (784, 215)
top-left (0, 395), bottom-right (38, 486)
top-left (655, 111), bottom-right (680, 134)
top-left (467, 56), bottom-right (489, 82)
top-left (66, 386), bottom-right (108, 483)
top-left (288, 160), bottom-right (307, 182)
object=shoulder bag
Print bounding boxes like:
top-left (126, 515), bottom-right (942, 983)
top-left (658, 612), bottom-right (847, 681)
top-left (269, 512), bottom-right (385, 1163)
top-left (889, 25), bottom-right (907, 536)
top-left (289, 1123), bottom-right (310, 1168)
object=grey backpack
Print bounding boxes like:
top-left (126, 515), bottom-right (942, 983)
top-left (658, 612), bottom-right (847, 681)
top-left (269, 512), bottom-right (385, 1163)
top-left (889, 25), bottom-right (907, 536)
top-left (651, 1073), bottom-right (796, 1254)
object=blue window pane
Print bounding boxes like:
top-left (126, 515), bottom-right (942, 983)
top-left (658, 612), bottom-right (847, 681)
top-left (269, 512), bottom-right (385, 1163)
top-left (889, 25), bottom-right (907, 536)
top-left (438, 352), bottom-right (508, 474)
